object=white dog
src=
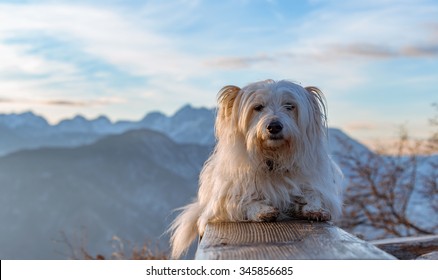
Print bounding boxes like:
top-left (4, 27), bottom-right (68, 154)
top-left (169, 79), bottom-right (343, 259)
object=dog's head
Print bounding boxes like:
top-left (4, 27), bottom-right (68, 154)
top-left (216, 79), bottom-right (328, 171)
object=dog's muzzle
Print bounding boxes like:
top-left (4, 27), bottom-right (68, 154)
top-left (267, 120), bottom-right (283, 140)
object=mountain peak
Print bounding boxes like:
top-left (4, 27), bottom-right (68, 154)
top-left (72, 115), bottom-right (87, 122)
top-left (172, 104), bottom-right (214, 121)
top-left (0, 111), bottom-right (49, 128)
top-left (93, 115), bottom-right (111, 123)
top-left (141, 111), bottom-right (166, 123)
top-left (328, 127), bottom-right (371, 156)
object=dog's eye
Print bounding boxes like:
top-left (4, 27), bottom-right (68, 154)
top-left (254, 104), bottom-right (264, 112)
top-left (284, 103), bottom-right (295, 111)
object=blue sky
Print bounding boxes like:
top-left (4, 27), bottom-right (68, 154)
top-left (0, 0), bottom-right (437, 148)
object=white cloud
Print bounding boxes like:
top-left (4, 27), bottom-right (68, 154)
top-left (0, 1), bottom-right (210, 119)
top-left (0, 3), bottom-right (201, 78)
top-left (202, 0), bottom-right (438, 96)
top-left (0, 43), bottom-right (74, 76)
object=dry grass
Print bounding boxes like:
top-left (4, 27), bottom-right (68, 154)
top-left (55, 230), bottom-right (168, 260)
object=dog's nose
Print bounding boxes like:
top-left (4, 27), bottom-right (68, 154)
top-left (267, 121), bottom-right (283, 134)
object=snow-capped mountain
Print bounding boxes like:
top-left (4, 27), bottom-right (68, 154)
top-left (328, 128), bottom-right (371, 158)
top-left (0, 105), bottom-right (215, 156)
top-left (139, 105), bottom-right (215, 146)
top-left (56, 115), bottom-right (114, 134)
top-left (0, 111), bottom-right (49, 129)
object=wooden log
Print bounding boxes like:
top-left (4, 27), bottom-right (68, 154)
top-left (416, 251), bottom-right (438, 260)
top-left (371, 235), bottom-right (438, 260)
top-left (195, 220), bottom-right (396, 260)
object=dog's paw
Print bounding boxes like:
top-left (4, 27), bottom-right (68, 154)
top-left (301, 206), bottom-right (331, 222)
top-left (256, 207), bottom-right (280, 222)
top-left (288, 194), bottom-right (332, 222)
top-left (247, 203), bottom-right (279, 222)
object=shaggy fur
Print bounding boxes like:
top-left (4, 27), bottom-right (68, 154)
top-left (169, 79), bottom-right (343, 259)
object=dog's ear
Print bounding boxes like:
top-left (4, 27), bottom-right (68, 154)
top-left (304, 86), bottom-right (328, 130)
top-left (215, 85), bottom-right (241, 139)
top-left (217, 85), bottom-right (241, 119)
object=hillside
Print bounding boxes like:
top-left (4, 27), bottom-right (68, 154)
top-left (0, 129), bottom-right (210, 259)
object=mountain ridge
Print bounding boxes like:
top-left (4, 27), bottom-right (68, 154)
top-left (0, 105), bottom-right (216, 156)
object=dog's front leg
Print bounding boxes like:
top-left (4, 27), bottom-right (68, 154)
top-left (245, 201), bottom-right (279, 222)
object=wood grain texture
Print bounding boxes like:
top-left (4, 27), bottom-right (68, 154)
top-left (371, 235), bottom-right (438, 260)
top-left (195, 221), bottom-right (396, 260)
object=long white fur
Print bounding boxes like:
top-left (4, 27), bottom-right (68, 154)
top-left (169, 79), bottom-right (343, 259)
